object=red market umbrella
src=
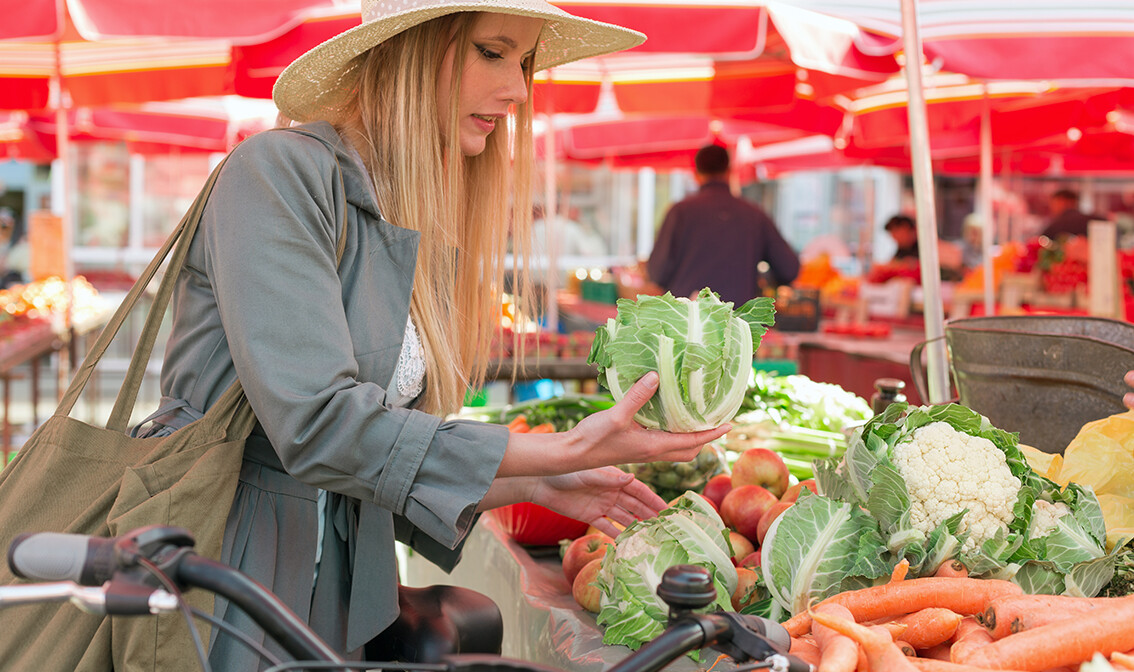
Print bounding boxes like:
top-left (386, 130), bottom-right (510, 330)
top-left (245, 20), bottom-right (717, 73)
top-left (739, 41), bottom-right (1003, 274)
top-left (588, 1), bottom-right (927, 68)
top-left (808, 0), bottom-right (1134, 84)
top-left (0, 0), bottom-right (339, 110)
top-left (1, 97), bottom-right (278, 162)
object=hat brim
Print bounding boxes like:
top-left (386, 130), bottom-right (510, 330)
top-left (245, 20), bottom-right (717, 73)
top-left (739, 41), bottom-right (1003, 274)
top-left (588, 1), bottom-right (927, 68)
top-left (273, 3), bottom-right (645, 123)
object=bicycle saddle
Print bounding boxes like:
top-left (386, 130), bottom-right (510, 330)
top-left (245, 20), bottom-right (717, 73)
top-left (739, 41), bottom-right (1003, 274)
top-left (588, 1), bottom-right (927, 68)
top-left (364, 584), bottom-right (504, 663)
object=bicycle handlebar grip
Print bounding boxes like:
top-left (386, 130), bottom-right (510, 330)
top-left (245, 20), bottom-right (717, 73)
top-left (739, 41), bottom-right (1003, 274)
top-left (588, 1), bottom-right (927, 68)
top-left (8, 532), bottom-right (117, 585)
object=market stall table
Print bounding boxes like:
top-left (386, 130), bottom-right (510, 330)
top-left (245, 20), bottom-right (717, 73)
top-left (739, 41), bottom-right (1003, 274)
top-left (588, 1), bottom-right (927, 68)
top-left (402, 515), bottom-right (707, 672)
top-left (775, 326), bottom-right (930, 406)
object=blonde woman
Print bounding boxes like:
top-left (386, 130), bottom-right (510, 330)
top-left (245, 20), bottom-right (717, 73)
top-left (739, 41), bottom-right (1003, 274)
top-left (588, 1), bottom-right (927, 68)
top-left (139, 0), bottom-right (729, 666)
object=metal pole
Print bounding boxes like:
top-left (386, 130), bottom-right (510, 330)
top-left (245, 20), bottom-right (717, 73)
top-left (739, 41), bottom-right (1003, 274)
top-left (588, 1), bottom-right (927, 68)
top-left (979, 89), bottom-right (995, 316)
top-left (899, 0), bottom-right (950, 403)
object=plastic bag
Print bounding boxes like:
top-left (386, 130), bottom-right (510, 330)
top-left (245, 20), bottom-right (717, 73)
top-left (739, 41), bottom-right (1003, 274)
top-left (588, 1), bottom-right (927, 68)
top-left (1020, 410), bottom-right (1134, 550)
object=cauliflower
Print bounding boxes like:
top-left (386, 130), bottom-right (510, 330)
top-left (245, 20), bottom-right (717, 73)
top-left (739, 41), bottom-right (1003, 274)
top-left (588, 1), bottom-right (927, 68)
top-left (891, 421), bottom-right (1022, 553)
top-left (1030, 499), bottom-right (1071, 538)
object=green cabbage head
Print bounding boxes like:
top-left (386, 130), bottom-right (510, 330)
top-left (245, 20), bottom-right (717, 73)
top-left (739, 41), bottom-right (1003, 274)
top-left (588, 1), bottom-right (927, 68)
top-left (587, 289), bottom-right (775, 432)
top-left (595, 492), bottom-right (737, 653)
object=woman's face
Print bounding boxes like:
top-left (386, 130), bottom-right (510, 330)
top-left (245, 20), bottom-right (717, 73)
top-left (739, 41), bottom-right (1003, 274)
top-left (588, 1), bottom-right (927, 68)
top-left (436, 13), bottom-right (543, 157)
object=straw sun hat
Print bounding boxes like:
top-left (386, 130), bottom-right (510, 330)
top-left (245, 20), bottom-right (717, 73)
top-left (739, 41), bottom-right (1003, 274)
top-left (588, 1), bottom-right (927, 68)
top-left (273, 0), bottom-right (646, 123)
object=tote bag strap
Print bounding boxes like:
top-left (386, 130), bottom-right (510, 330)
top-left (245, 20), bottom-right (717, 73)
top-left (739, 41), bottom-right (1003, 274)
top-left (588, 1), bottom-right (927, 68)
top-left (59, 127), bottom-right (349, 434)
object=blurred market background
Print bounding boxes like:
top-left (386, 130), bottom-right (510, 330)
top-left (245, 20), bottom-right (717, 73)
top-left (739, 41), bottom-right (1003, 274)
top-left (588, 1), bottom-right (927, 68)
top-left (2, 0), bottom-right (1134, 463)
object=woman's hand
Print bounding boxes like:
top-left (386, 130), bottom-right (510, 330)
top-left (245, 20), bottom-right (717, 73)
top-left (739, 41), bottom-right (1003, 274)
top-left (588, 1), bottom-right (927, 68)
top-left (565, 372), bottom-right (731, 469)
top-left (531, 467), bottom-right (665, 537)
top-left (1125, 370), bottom-right (1134, 410)
top-left (497, 371), bottom-right (730, 477)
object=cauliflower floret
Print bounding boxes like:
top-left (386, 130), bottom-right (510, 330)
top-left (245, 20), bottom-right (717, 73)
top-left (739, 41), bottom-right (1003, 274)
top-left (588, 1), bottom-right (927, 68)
top-left (1030, 499), bottom-right (1071, 538)
top-left (891, 421), bottom-right (1021, 553)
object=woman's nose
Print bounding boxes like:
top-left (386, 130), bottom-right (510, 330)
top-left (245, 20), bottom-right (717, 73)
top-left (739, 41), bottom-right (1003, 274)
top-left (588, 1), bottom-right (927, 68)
top-left (502, 65), bottom-right (529, 106)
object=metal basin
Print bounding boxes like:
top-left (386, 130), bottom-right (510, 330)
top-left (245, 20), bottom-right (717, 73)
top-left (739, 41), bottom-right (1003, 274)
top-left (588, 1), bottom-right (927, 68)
top-left (942, 315), bottom-right (1134, 454)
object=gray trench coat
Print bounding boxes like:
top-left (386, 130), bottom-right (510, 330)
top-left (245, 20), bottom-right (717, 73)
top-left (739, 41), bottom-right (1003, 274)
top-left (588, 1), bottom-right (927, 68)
top-left (144, 121), bottom-right (510, 667)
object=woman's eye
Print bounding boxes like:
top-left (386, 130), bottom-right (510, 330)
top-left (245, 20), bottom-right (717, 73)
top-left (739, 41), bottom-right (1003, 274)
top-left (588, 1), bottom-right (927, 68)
top-left (476, 45), bottom-right (503, 60)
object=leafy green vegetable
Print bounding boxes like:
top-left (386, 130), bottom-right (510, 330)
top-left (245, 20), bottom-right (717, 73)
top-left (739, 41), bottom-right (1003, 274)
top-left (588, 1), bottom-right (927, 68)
top-left (622, 444), bottom-right (727, 502)
top-left (587, 289), bottom-right (775, 432)
top-left (809, 403), bottom-right (1112, 597)
top-left (738, 371), bottom-right (873, 434)
top-left (596, 492), bottom-right (737, 654)
top-left (456, 394), bottom-right (615, 431)
top-left (761, 491), bottom-right (892, 615)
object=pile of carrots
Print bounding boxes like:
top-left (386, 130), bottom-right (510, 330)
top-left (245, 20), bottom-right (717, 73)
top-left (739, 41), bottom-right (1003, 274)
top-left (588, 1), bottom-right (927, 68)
top-left (784, 559), bottom-right (1134, 672)
top-left (506, 415), bottom-right (555, 434)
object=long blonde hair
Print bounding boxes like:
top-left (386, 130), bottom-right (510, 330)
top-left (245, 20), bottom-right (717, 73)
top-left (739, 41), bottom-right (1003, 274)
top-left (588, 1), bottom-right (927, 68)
top-left (339, 13), bottom-right (537, 415)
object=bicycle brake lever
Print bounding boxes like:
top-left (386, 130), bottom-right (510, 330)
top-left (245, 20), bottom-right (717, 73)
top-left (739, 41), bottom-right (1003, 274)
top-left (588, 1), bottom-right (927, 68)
top-left (710, 613), bottom-right (814, 672)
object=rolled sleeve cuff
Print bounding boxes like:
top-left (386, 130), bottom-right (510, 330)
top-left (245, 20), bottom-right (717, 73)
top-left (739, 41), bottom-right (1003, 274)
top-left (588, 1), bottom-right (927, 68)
top-left (379, 418), bottom-right (509, 550)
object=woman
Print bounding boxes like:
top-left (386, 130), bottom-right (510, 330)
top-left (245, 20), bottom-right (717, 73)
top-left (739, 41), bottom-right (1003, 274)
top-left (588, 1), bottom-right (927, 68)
top-left (1125, 371), bottom-right (1134, 409)
top-left (140, 0), bottom-right (729, 667)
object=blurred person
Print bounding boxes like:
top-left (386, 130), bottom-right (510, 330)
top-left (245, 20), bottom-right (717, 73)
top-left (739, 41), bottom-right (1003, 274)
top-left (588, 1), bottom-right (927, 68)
top-left (0, 208), bottom-right (28, 288)
top-left (884, 213), bottom-right (919, 264)
top-left (646, 144), bottom-right (799, 305)
top-left (1041, 188), bottom-right (1092, 239)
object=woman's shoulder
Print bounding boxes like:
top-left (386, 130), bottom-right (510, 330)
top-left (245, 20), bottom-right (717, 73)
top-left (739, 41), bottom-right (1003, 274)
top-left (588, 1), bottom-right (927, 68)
top-left (229, 122), bottom-right (344, 171)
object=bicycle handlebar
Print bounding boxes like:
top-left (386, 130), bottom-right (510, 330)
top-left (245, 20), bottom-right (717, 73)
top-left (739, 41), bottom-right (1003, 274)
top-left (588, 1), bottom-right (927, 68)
top-left (6, 526), bottom-right (814, 672)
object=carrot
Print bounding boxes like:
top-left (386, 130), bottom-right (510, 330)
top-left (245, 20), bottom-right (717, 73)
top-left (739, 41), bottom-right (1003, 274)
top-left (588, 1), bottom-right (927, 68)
top-left (891, 558), bottom-right (911, 583)
top-left (955, 594), bottom-right (1134, 670)
top-left (891, 608), bottom-right (963, 650)
top-left (909, 658), bottom-right (1030, 672)
top-left (896, 641), bottom-right (917, 657)
top-left (933, 560), bottom-right (969, 579)
top-left (918, 643), bottom-right (954, 662)
top-left (791, 636), bottom-right (822, 667)
top-left (949, 617), bottom-right (993, 664)
top-left (979, 594), bottom-right (1113, 640)
top-left (809, 608), bottom-right (918, 672)
top-left (507, 415), bottom-right (530, 432)
top-left (783, 578), bottom-right (1023, 637)
top-left (526, 422), bottom-right (555, 433)
top-left (814, 604), bottom-right (860, 672)
top-left (877, 622), bottom-right (910, 641)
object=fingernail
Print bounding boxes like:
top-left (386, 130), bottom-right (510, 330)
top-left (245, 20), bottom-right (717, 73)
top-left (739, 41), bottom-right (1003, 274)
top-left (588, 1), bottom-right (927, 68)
top-left (642, 371), bottom-right (659, 388)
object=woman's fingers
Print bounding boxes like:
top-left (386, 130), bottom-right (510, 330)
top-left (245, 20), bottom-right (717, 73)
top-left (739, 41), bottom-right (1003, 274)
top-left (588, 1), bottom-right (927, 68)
top-left (1125, 371), bottom-right (1134, 410)
top-left (612, 371), bottom-right (659, 420)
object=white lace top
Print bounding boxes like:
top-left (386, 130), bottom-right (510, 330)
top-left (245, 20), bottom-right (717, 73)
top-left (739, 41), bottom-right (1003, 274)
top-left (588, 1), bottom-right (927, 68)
top-left (393, 315), bottom-right (426, 402)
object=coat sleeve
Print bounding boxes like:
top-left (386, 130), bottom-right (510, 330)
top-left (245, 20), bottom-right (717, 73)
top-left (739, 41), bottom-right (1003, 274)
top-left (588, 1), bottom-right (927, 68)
top-left (196, 130), bottom-right (508, 550)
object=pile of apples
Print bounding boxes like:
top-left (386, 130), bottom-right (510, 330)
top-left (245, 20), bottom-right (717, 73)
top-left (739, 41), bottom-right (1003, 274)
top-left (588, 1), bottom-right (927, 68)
top-left (703, 447), bottom-right (815, 611)
top-left (560, 447), bottom-right (815, 614)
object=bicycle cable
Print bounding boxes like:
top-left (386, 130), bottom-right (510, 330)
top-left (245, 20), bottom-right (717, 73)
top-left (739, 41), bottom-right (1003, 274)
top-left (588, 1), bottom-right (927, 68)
top-left (137, 556), bottom-right (211, 672)
top-left (189, 605), bottom-right (285, 668)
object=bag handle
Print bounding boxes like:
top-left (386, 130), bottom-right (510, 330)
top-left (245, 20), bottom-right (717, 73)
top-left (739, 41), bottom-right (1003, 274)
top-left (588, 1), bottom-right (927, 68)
top-left (908, 335), bottom-right (958, 405)
top-left (59, 127), bottom-right (349, 434)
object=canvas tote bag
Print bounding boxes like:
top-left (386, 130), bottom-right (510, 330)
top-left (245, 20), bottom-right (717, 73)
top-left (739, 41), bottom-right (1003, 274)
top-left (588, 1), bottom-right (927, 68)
top-left (0, 127), bottom-right (347, 671)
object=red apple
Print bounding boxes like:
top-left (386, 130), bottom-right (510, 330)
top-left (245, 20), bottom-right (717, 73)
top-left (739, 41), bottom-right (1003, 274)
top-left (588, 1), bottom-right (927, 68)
top-left (732, 567), bottom-right (761, 611)
top-left (572, 557), bottom-right (604, 613)
top-left (756, 501), bottom-right (793, 545)
top-left (739, 550), bottom-right (761, 569)
top-left (701, 473), bottom-right (734, 510)
top-left (728, 530), bottom-right (755, 563)
top-left (719, 484), bottom-right (779, 542)
top-left (562, 533), bottom-right (614, 585)
top-left (731, 448), bottom-right (791, 498)
top-left (781, 479), bottom-right (818, 503)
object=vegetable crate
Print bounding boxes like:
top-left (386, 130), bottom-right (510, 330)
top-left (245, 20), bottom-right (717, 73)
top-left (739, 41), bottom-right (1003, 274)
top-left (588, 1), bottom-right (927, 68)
top-left (772, 289), bottom-right (820, 332)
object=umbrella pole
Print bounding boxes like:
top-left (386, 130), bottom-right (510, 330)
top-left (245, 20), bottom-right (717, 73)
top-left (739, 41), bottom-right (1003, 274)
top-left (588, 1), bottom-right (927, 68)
top-left (52, 41), bottom-right (74, 393)
top-left (899, 0), bottom-right (950, 403)
top-left (979, 89), bottom-right (995, 316)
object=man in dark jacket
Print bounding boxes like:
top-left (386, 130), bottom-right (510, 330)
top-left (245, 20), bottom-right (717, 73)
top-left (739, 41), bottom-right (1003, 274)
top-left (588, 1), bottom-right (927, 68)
top-left (1041, 188), bottom-right (1092, 239)
top-left (646, 144), bottom-right (800, 305)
